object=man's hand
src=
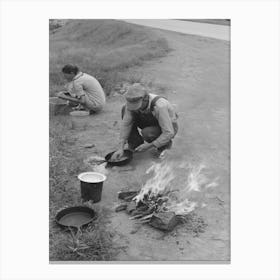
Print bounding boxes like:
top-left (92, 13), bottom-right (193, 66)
top-left (56, 91), bottom-right (68, 98)
top-left (110, 148), bottom-right (124, 161)
top-left (135, 142), bottom-right (153, 152)
top-left (73, 104), bottom-right (83, 110)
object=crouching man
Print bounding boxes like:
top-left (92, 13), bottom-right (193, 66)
top-left (57, 64), bottom-right (106, 113)
top-left (111, 83), bottom-right (178, 160)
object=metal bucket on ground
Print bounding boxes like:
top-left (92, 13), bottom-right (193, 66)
top-left (70, 110), bottom-right (90, 130)
top-left (78, 172), bottom-right (106, 203)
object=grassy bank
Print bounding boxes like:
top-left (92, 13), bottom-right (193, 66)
top-left (49, 117), bottom-right (125, 261)
top-left (49, 19), bottom-right (170, 96)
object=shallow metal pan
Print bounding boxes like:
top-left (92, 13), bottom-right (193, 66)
top-left (105, 149), bottom-right (133, 166)
top-left (55, 206), bottom-right (96, 228)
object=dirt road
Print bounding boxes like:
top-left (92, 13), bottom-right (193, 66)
top-left (70, 27), bottom-right (230, 262)
top-left (123, 19), bottom-right (230, 41)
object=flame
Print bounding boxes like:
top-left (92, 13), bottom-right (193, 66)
top-left (134, 161), bottom-right (218, 215)
top-left (134, 162), bottom-right (175, 203)
top-left (205, 179), bottom-right (219, 189)
top-left (166, 199), bottom-right (197, 215)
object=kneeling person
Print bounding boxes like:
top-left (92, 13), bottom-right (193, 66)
top-left (57, 64), bottom-right (106, 113)
top-left (112, 83), bottom-right (178, 160)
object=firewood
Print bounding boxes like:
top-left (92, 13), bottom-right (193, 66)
top-left (126, 201), bottom-right (137, 214)
top-left (123, 194), bottom-right (138, 202)
top-left (129, 214), bottom-right (144, 220)
top-left (149, 212), bottom-right (178, 231)
top-left (130, 205), bottom-right (149, 216)
top-left (118, 190), bottom-right (138, 200)
top-left (138, 213), bottom-right (154, 221)
top-left (115, 203), bottom-right (128, 212)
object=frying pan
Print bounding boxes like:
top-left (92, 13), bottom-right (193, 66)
top-left (55, 206), bottom-right (96, 229)
top-left (85, 150), bottom-right (133, 168)
top-left (105, 149), bottom-right (133, 166)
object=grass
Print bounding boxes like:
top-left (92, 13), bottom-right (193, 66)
top-left (49, 117), bottom-right (81, 208)
top-left (49, 118), bottom-right (125, 261)
top-left (49, 19), bottom-right (170, 96)
top-left (50, 203), bottom-right (123, 261)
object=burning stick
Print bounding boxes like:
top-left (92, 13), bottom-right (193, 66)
top-left (117, 161), bottom-right (218, 232)
top-left (138, 213), bottom-right (154, 221)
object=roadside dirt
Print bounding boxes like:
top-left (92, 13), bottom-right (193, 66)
top-left (61, 29), bottom-right (230, 261)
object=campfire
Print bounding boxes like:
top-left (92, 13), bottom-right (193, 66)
top-left (116, 161), bottom-right (218, 231)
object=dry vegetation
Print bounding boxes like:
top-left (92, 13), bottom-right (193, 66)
top-left (49, 117), bottom-right (126, 261)
top-left (49, 19), bottom-right (170, 96)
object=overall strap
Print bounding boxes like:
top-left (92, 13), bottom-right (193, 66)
top-left (150, 95), bottom-right (166, 111)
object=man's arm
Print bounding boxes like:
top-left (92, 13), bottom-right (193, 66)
top-left (120, 106), bottom-right (134, 145)
top-left (57, 93), bottom-right (81, 103)
top-left (73, 82), bottom-right (87, 104)
top-left (152, 104), bottom-right (175, 148)
top-left (111, 107), bottom-right (134, 160)
top-left (57, 82), bottom-right (84, 103)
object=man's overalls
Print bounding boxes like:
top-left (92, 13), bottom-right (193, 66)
top-left (121, 96), bottom-right (178, 152)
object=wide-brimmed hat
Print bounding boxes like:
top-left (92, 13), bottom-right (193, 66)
top-left (125, 83), bottom-right (147, 111)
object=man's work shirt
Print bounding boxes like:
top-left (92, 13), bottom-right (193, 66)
top-left (120, 94), bottom-right (178, 148)
top-left (65, 72), bottom-right (106, 108)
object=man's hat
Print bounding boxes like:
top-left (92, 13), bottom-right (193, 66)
top-left (125, 83), bottom-right (147, 111)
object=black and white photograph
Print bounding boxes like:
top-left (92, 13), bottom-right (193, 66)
top-left (49, 19), bottom-right (230, 262)
top-left (1, 0), bottom-right (280, 279)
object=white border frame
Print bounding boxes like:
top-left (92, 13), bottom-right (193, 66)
top-left (1, 0), bottom-right (280, 279)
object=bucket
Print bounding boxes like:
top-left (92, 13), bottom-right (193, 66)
top-left (49, 97), bottom-right (68, 116)
top-left (78, 172), bottom-right (106, 202)
top-left (70, 110), bottom-right (90, 130)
